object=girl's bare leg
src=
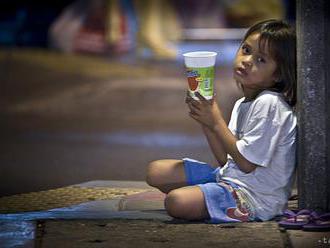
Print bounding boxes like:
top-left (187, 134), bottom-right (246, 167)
top-left (146, 159), bottom-right (210, 220)
top-left (165, 186), bottom-right (210, 220)
top-left (146, 159), bottom-right (187, 193)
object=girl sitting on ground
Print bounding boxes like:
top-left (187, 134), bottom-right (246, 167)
top-left (146, 19), bottom-right (297, 223)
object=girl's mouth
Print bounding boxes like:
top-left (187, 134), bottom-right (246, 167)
top-left (235, 67), bottom-right (248, 77)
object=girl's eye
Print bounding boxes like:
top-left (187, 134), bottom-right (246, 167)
top-left (257, 57), bottom-right (266, 63)
top-left (242, 45), bottom-right (250, 54)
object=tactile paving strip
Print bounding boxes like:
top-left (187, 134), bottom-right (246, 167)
top-left (0, 186), bottom-right (148, 214)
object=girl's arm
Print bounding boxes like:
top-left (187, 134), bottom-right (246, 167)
top-left (202, 122), bottom-right (227, 166)
top-left (212, 117), bottom-right (256, 173)
top-left (190, 92), bottom-right (257, 173)
top-left (186, 91), bottom-right (227, 166)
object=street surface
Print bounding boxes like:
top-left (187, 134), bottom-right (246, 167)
top-left (0, 49), bottom-right (242, 196)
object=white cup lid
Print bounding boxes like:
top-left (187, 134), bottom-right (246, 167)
top-left (183, 51), bottom-right (218, 67)
top-left (183, 51), bottom-right (217, 58)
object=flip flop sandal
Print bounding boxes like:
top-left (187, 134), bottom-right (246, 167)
top-left (303, 213), bottom-right (330, 232)
top-left (278, 209), bottom-right (313, 230)
top-left (289, 194), bottom-right (299, 201)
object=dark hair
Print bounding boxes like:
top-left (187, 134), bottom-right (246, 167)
top-left (242, 19), bottom-right (296, 106)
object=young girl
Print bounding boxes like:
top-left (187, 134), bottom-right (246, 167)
top-left (146, 19), bottom-right (297, 223)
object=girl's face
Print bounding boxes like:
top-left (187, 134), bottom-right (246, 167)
top-left (233, 33), bottom-right (278, 91)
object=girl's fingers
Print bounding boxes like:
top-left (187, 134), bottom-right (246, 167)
top-left (189, 112), bottom-right (201, 123)
top-left (186, 90), bottom-right (192, 100)
top-left (190, 96), bottom-right (202, 106)
top-left (185, 96), bottom-right (193, 104)
top-left (187, 91), bottom-right (214, 105)
top-left (189, 113), bottom-right (206, 127)
top-left (191, 100), bottom-right (201, 110)
top-left (187, 91), bottom-right (207, 106)
top-left (188, 103), bottom-right (200, 115)
top-left (185, 91), bottom-right (193, 103)
top-left (187, 96), bottom-right (200, 109)
top-left (194, 92), bottom-right (207, 102)
top-left (195, 91), bottom-right (214, 105)
top-left (187, 102), bottom-right (193, 111)
top-left (187, 103), bottom-right (194, 112)
top-left (209, 92), bottom-right (217, 104)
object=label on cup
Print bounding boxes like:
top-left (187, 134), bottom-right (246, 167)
top-left (186, 66), bottom-right (214, 100)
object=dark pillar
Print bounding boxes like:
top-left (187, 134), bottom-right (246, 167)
top-left (296, 0), bottom-right (330, 211)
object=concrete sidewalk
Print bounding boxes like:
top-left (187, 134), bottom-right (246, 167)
top-left (0, 180), bottom-right (329, 248)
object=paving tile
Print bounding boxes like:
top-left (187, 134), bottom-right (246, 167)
top-left (288, 230), bottom-right (330, 248)
top-left (38, 220), bottom-right (285, 248)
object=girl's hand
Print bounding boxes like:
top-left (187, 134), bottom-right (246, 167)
top-left (185, 91), bottom-right (223, 130)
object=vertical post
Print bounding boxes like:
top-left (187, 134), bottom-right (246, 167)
top-left (296, 0), bottom-right (330, 211)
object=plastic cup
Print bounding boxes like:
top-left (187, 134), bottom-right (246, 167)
top-left (183, 51), bottom-right (217, 100)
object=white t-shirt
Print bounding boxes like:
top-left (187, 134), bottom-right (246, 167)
top-left (218, 90), bottom-right (297, 221)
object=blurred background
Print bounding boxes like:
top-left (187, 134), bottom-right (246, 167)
top-left (0, 0), bottom-right (295, 196)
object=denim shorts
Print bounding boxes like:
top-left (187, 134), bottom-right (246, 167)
top-left (182, 158), bottom-right (255, 223)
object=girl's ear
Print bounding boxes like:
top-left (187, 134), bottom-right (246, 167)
top-left (272, 70), bottom-right (281, 83)
top-left (274, 77), bottom-right (282, 83)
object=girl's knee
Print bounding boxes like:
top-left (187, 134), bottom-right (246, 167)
top-left (164, 189), bottom-right (185, 218)
top-left (145, 159), bottom-right (185, 193)
top-left (164, 187), bottom-right (209, 220)
top-left (145, 160), bottom-right (162, 187)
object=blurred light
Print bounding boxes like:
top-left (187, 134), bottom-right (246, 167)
top-left (183, 28), bottom-right (247, 40)
top-left (24, 131), bottom-right (207, 148)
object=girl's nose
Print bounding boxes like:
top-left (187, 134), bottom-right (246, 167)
top-left (242, 57), bottom-right (253, 68)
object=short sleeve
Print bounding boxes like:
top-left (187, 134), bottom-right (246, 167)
top-left (228, 111), bottom-right (235, 135)
top-left (228, 98), bottom-right (244, 136)
top-left (236, 104), bottom-right (282, 167)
